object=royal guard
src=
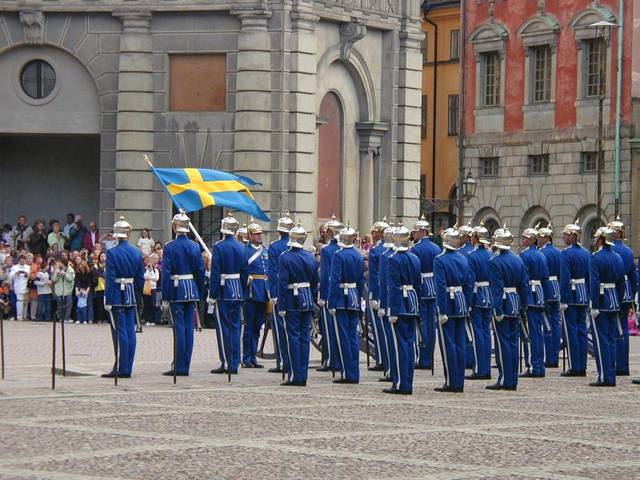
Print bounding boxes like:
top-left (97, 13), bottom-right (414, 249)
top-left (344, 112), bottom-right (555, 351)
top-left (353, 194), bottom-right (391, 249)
top-left (160, 211), bottom-right (206, 377)
top-left (241, 218), bottom-right (269, 369)
top-left (458, 221), bottom-right (474, 256)
top-left (537, 224), bottom-right (563, 368)
top-left (209, 212), bottom-right (246, 376)
top-left (277, 221), bottom-right (319, 386)
top-left (102, 216), bottom-right (145, 379)
top-left (383, 223), bottom-right (422, 395)
top-left (366, 217), bottom-right (390, 372)
top-left (487, 225), bottom-right (531, 391)
top-left (236, 223), bottom-right (249, 245)
top-left (433, 226), bottom-right (474, 393)
top-left (410, 215), bottom-right (441, 370)
top-left (328, 224), bottom-right (365, 384)
top-left (559, 220), bottom-right (590, 377)
top-left (377, 223), bottom-right (396, 382)
top-left (466, 222), bottom-right (493, 380)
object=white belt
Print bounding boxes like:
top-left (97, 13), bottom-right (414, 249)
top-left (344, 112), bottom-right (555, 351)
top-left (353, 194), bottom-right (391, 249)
top-left (220, 273), bottom-right (240, 285)
top-left (570, 278), bottom-right (585, 291)
top-left (473, 281), bottom-right (489, 293)
top-left (446, 285), bottom-right (462, 300)
top-left (624, 275), bottom-right (629, 282)
top-left (421, 272), bottom-right (434, 279)
top-left (549, 276), bottom-right (558, 282)
top-left (288, 282), bottom-right (310, 296)
top-left (116, 278), bottom-right (133, 291)
top-left (339, 282), bottom-right (357, 295)
top-left (172, 274), bottom-right (193, 288)
top-left (402, 285), bottom-right (415, 298)
top-left (530, 279), bottom-right (541, 292)
top-left (600, 283), bottom-right (616, 295)
top-left (502, 287), bottom-right (517, 299)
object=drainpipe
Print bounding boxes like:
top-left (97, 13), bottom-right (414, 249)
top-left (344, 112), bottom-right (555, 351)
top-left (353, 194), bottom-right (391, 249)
top-left (614, 0), bottom-right (624, 216)
top-left (457, 0), bottom-right (467, 223)
top-left (424, 13), bottom-right (438, 228)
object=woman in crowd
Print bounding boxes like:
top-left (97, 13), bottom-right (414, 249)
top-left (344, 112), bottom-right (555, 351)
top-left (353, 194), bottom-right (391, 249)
top-left (92, 252), bottom-right (106, 324)
top-left (52, 258), bottom-right (75, 323)
top-left (143, 253), bottom-right (160, 325)
top-left (9, 254), bottom-right (30, 320)
top-left (35, 260), bottom-right (52, 321)
top-left (26, 253), bottom-right (39, 320)
top-left (74, 261), bottom-right (93, 324)
top-left (137, 228), bottom-right (155, 257)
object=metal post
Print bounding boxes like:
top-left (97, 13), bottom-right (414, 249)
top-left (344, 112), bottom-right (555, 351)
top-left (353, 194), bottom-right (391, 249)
top-left (597, 93), bottom-right (604, 227)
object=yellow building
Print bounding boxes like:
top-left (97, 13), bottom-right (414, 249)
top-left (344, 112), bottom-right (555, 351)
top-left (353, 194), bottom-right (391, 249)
top-left (420, 0), bottom-right (461, 230)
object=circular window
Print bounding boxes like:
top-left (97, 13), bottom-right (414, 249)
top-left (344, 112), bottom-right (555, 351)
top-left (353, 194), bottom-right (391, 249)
top-left (20, 60), bottom-right (56, 99)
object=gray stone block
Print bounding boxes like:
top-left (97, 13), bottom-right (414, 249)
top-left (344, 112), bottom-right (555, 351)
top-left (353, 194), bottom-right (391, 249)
top-left (96, 73), bottom-right (119, 94)
top-left (236, 51), bottom-right (271, 71)
top-left (116, 131), bottom-right (154, 152)
top-left (116, 150), bottom-right (154, 170)
top-left (119, 52), bottom-right (153, 73)
top-left (101, 113), bottom-right (118, 132)
top-left (117, 112), bottom-right (154, 132)
top-left (120, 34), bottom-right (152, 54)
top-left (117, 72), bottom-right (153, 93)
top-left (44, 14), bottom-right (69, 45)
top-left (62, 15), bottom-right (88, 53)
top-left (116, 92), bottom-right (153, 112)
top-left (89, 14), bottom-right (122, 34)
top-left (115, 170), bottom-right (154, 190)
top-left (235, 91), bottom-right (272, 112)
top-left (236, 71), bottom-right (272, 92)
top-left (76, 34), bottom-right (99, 64)
top-left (99, 34), bottom-right (121, 54)
top-left (100, 93), bottom-right (118, 113)
top-left (88, 53), bottom-right (119, 78)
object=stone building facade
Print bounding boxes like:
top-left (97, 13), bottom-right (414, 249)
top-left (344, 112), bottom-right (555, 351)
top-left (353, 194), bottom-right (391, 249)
top-left (0, 0), bottom-right (423, 243)
top-left (463, 0), bottom-right (635, 250)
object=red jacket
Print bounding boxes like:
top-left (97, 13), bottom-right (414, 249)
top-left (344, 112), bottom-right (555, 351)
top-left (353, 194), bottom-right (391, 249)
top-left (84, 230), bottom-right (100, 251)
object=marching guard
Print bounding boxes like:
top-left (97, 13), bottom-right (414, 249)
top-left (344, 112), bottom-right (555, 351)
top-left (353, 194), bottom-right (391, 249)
top-left (458, 222), bottom-right (474, 255)
top-left (241, 218), bottom-right (269, 369)
top-left (410, 215), bottom-right (441, 370)
top-left (277, 222), bottom-right (319, 386)
top-left (328, 224), bottom-right (365, 384)
top-left (383, 223), bottom-right (421, 395)
top-left (466, 223), bottom-right (493, 380)
top-left (487, 226), bottom-right (530, 391)
top-left (377, 223), bottom-right (396, 382)
top-left (559, 220), bottom-right (590, 377)
top-left (209, 212), bottom-right (245, 376)
top-left (161, 211), bottom-right (206, 377)
top-left (102, 216), bottom-right (145, 379)
top-left (537, 224), bottom-right (563, 368)
top-left (433, 226), bottom-right (474, 393)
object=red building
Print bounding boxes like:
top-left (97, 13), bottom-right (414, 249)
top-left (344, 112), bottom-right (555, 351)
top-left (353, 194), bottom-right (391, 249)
top-left (462, 0), bottom-right (635, 249)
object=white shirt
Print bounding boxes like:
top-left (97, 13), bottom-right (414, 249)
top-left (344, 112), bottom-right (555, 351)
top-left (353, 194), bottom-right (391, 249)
top-left (10, 264), bottom-right (31, 295)
top-left (144, 267), bottom-right (159, 290)
top-left (138, 237), bottom-right (155, 256)
top-left (35, 270), bottom-right (52, 295)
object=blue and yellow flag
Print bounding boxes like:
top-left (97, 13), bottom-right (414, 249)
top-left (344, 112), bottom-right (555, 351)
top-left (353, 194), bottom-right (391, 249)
top-left (148, 164), bottom-right (270, 222)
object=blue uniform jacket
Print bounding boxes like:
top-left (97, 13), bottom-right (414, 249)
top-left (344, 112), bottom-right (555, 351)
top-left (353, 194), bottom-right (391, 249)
top-left (267, 234), bottom-right (289, 300)
top-left (434, 250), bottom-right (475, 318)
top-left (161, 235), bottom-right (205, 303)
top-left (319, 239), bottom-right (340, 301)
top-left (328, 246), bottom-right (365, 311)
top-left (489, 250), bottom-right (531, 317)
top-left (590, 246), bottom-right (625, 311)
top-left (539, 243), bottom-right (562, 303)
top-left (612, 240), bottom-right (636, 304)
top-left (459, 242), bottom-right (473, 256)
top-left (411, 237), bottom-right (441, 300)
top-left (210, 236), bottom-right (246, 301)
top-left (520, 245), bottom-right (551, 309)
top-left (368, 241), bottom-right (385, 301)
top-left (242, 243), bottom-right (269, 303)
top-left (105, 240), bottom-right (145, 307)
top-left (378, 245), bottom-right (395, 312)
top-left (277, 248), bottom-right (319, 312)
top-left (388, 250), bottom-right (422, 317)
top-left (467, 245), bottom-right (494, 309)
top-left (560, 243), bottom-right (590, 305)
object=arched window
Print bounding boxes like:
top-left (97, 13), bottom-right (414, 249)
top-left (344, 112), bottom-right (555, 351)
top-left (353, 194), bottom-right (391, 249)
top-left (317, 92), bottom-right (343, 219)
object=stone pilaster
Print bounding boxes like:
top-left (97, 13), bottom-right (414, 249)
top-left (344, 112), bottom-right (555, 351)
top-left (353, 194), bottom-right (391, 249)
top-left (357, 122), bottom-right (389, 233)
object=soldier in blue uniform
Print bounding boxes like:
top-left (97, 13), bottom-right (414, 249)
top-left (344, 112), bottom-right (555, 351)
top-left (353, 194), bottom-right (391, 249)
top-left (466, 222), bottom-right (493, 380)
top-left (608, 217), bottom-right (636, 376)
top-left (328, 224), bottom-right (365, 384)
top-left (519, 226), bottom-right (551, 378)
top-left (433, 226), bottom-right (474, 393)
top-left (383, 223), bottom-right (421, 395)
top-left (318, 215), bottom-right (344, 374)
top-left (267, 212), bottom-right (294, 374)
top-left (102, 216), bottom-right (145, 379)
top-left (209, 212), bottom-right (246, 375)
top-left (487, 226), bottom-right (531, 391)
top-left (241, 218), bottom-right (269, 369)
top-left (277, 222), bottom-right (319, 386)
top-left (410, 215), bottom-right (441, 370)
top-left (559, 220), bottom-right (590, 377)
top-left (160, 211), bottom-right (206, 377)
top-left (537, 224), bottom-right (563, 368)
top-left (377, 223), bottom-right (396, 382)
top-left (458, 222), bottom-right (474, 255)
top-left (366, 218), bottom-right (390, 372)
top-left (589, 227), bottom-right (625, 387)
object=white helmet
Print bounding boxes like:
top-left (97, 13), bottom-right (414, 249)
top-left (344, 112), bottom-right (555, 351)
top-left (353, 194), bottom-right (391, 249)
top-left (459, 221), bottom-right (474, 238)
top-left (277, 211), bottom-right (294, 234)
top-left (383, 222), bottom-right (396, 246)
top-left (113, 216), bottom-right (132, 240)
top-left (326, 214), bottom-right (344, 236)
top-left (221, 211), bottom-right (239, 236)
top-left (288, 221), bottom-right (308, 248)
top-left (608, 216), bottom-right (624, 236)
top-left (522, 227), bottom-right (539, 240)
top-left (472, 222), bottom-right (491, 245)
top-left (372, 216), bottom-right (390, 233)
top-left (393, 223), bottom-right (411, 252)
top-left (237, 223), bottom-right (249, 242)
top-left (172, 210), bottom-right (190, 234)
top-left (594, 226), bottom-right (615, 246)
top-left (493, 224), bottom-right (514, 250)
top-left (537, 223), bottom-right (553, 239)
top-left (338, 224), bottom-right (357, 248)
top-left (442, 226), bottom-right (462, 251)
top-left (247, 217), bottom-right (264, 235)
top-left (412, 214), bottom-right (430, 234)
top-left (562, 218), bottom-right (581, 236)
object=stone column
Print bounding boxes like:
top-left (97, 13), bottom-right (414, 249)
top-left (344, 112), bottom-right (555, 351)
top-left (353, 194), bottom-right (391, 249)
top-left (357, 122), bottom-right (389, 233)
top-left (110, 9), bottom-right (154, 237)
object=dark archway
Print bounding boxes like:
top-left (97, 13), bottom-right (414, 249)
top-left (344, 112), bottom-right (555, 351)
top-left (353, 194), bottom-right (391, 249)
top-left (317, 92), bottom-right (343, 220)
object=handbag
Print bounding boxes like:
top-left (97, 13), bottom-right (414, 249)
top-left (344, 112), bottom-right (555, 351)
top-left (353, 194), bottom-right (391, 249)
top-left (143, 280), bottom-right (152, 296)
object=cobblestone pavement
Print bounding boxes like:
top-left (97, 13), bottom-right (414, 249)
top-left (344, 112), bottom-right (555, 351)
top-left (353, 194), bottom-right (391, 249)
top-left (0, 320), bottom-right (639, 479)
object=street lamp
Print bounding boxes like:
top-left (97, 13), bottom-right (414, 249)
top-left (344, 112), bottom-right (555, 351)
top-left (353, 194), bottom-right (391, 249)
top-left (462, 169), bottom-right (477, 203)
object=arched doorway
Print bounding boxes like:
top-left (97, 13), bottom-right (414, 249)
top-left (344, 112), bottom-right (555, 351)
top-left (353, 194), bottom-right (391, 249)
top-left (317, 92), bottom-right (343, 220)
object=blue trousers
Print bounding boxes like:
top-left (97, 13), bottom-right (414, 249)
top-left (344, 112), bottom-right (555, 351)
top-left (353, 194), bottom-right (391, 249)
top-left (282, 311), bottom-right (311, 383)
top-left (214, 300), bottom-right (241, 373)
top-left (437, 316), bottom-right (466, 389)
top-left (385, 316), bottom-right (417, 393)
top-left (171, 302), bottom-right (195, 375)
top-left (109, 307), bottom-right (136, 376)
top-left (591, 311), bottom-right (617, 385)
top-left (563, 305), bottom-right (589, 373)
top-left (325, 306), bottom-right (342, 371)
top-left (470, 307), bottom-right (492, 376)
top-left (243, 300), bottom-right (266, 366)
top-left (37, 293), bottom-right (52, 321)
top-left (375, 309), bottom-right (390, 375)
top-left (366, 302), bottom-right (381, 366)
top-left (318, 306), bottom-right (330, 367)
top-left (272, 304), bottom-right (288, 372)
top-left (417, 299), bottom-right (436, 368)
top-left (544, 302), bottom-right (561, 364)
top-left (334, 309), bottom-right (360, 382)
top-left (493, 316), bottom-right (519, 388)
top-left (523, 308), bottom-right (545, 376)
top-left (615, 304), bottom-right (630, 375)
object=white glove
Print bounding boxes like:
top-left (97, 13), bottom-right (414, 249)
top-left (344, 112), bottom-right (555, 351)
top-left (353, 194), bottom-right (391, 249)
top-left (377, 307), bottom-right (385, 318)
top-left (370, 300), bottom-right (379, 310)
top-left (207, 297), bottom-right (216, 306)
top-left (318, 299), bottom-right (325, 307)
top-left (560, 303), bottom-right (568, 312)
top-left (590, 308), bottom-right (600, 319)
top-left (104, 304), bottom-right (112, 313)
top-left (389, 316), bottom-right (398, 324)
top-left (329, 308), bottom-right (336, 316)
top-left (495, 314), bottom-right (504, 322)
top-left (162, 301), bottom-right (169, 310)
top-left (279, 311), bottom-right (286, 318)
top-left (438, 314), bottom-right (448, 325)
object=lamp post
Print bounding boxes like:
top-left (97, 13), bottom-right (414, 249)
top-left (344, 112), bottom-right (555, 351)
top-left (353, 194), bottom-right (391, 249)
top-left (459, 169), bottom-right (477, 223)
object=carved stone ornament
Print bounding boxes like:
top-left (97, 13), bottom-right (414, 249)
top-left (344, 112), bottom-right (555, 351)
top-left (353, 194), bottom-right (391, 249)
top-left (19, 9), bottom-right (45, 44)
top-left (339, 19), bottom-right (367, 61)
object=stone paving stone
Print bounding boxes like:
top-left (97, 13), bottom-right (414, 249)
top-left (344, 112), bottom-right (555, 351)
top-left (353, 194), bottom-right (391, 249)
top-left (498, 422), bottom-right (640, 448)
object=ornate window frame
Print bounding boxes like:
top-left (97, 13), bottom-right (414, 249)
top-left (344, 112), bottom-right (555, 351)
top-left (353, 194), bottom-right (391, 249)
top-left (470, 21), bottom-right (509, 110)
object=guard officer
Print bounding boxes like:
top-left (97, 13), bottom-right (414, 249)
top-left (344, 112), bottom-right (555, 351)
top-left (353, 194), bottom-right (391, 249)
top-left (458, 222), bottom-right (474, 255)
top-left (537, 224), bottom-right (563, 368)
top-left (102, 216), bottom-right (145, 379)
top-left (161, 211), bottom-right (206, 377)
top-left (377, 223), bottom-right (396, 382)
top-left (366, 217), bottom-right (390, 372)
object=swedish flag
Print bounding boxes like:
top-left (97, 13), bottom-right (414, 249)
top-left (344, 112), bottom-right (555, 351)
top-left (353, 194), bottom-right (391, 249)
top-left (149, 166), bottom-right (270, 222)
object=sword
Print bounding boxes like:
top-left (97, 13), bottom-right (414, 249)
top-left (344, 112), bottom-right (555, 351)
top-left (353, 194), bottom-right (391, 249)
top-left (560, 307), bottom-right (567, 373)
top-left (616, 313), bottom-right (624, 337)
top-left (542, 310), bottom-right (551, 333)
top-left (195, 306), bottom-right (202, 332)
top-left (107, 307), bottom-right (119, 386)
top-left (213, 302), bottom-right (231, 383)
top-left (257, 309), bottom-right (271, 358)
top-left (519, 310), bottom-right (530, 343)
top-left (464, 316), bottom-right (474, 343)
top-left (166, 304), bottom-right (176, 384)
top-left (135, 304), bottom-right (143, 333)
